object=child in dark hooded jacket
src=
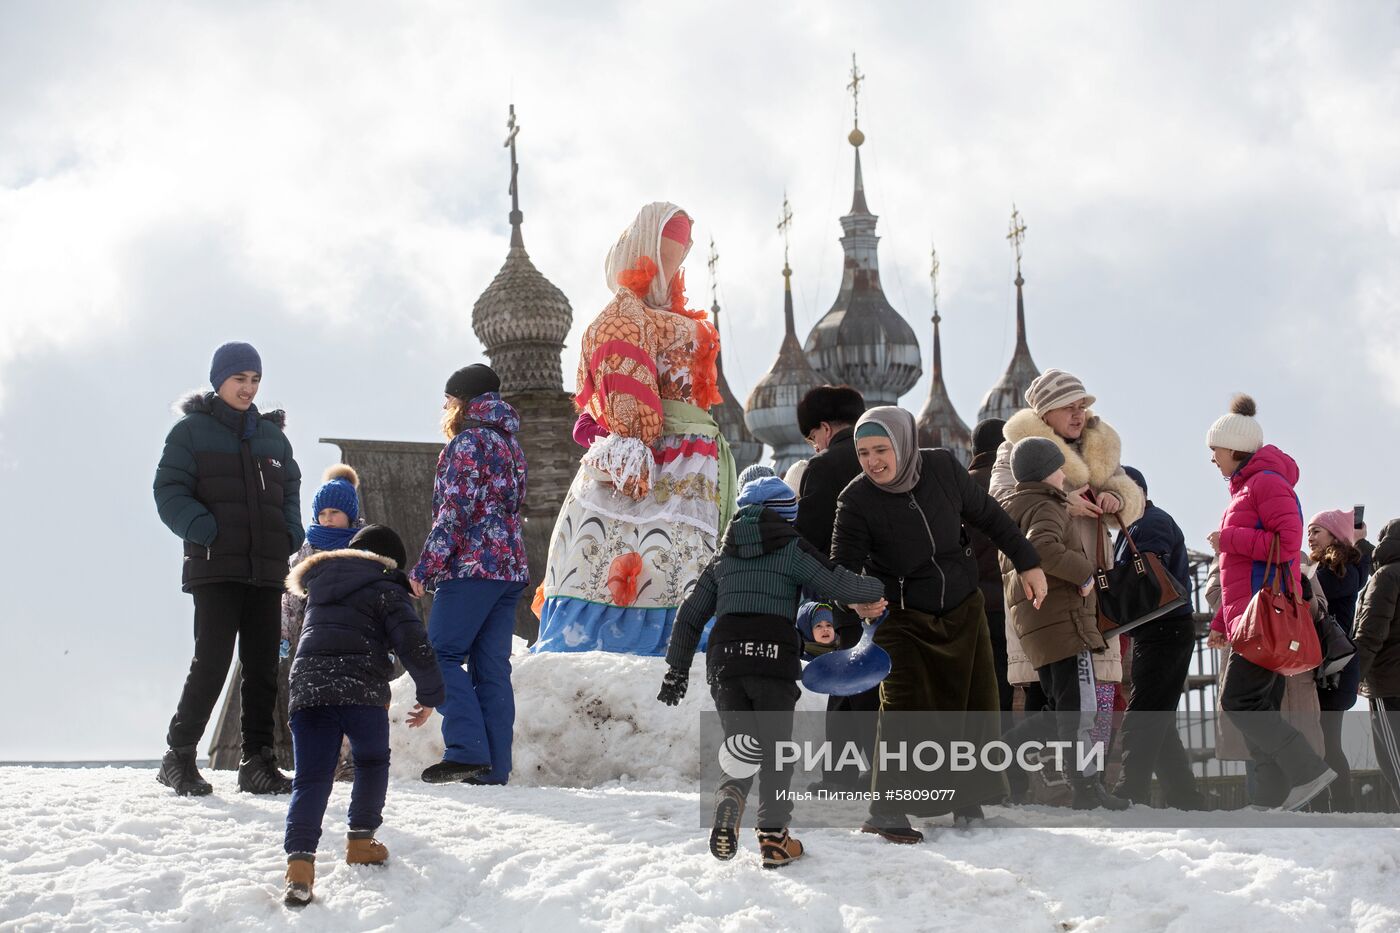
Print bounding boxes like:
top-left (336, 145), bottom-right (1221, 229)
top-left (280, 524), bottom-right (445, 909)
top-left (658, 476), bottom-right (886, 869)
top-left (796, 601), bottom-right (842, 660)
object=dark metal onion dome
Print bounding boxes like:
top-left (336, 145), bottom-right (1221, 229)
top-left (802, 131), bottom-right (922, 406)
top-left (977, 269), bottom-right (1040, 424)
top-left (471, 106), bottom-right (572, 393)
top-left (712, 295), bottom-right (762, 472)
top-left (916, 277), bottom-right (972, 465)
top-left (746, 261), bottom-right (823, 474)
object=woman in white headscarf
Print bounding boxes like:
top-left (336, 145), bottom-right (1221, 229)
top-left (533, 202), bottom-right (737, 655)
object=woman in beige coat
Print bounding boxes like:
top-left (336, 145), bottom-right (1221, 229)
top-left (990, 370), bottom-right (1143, 702)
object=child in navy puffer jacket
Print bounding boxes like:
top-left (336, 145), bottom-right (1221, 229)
top-left (280, 524), bottom-right (445, 909)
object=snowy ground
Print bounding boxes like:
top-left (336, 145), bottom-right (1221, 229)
top-left (5, 767), bottom-right (1400, 932)
top-left (5, 652), bottom-right (1400, 931)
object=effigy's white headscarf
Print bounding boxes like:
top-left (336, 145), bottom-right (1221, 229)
top-left (604, 201), bottom-right (692, 309)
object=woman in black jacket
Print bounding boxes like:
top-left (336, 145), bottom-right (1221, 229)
top-left (831, 407), bottom-right (1046, 842)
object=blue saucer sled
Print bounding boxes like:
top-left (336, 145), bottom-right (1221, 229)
top-left (800, 614), bottom-right (892, 696)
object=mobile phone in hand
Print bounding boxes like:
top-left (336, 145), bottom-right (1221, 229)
top-left (1355, 504), bottom-right (1365, 530)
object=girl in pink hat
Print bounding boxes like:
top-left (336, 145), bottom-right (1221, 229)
top-left (1308, 508), bottom-right (1368, 811)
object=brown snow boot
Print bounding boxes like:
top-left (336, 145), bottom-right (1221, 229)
top-left (283, 854), bottom-right (314, 907)
top-left (346, 829), bottom-right (389, 865)
top-left (757, 828), bottom-right (804, 868)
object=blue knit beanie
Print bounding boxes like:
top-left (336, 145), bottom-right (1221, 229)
top-left (311, 465), bottom-right (360, 524)
top-left (737, 463), bottom-right (777, 487)
top-left (796, 601), bottom-right (835, 642)
top-left (210, 342), bottom-right (262, 390)
top-left (737, 475), bottom-right (798, 523)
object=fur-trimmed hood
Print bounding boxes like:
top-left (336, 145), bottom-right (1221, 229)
top-left (286, 547), bottom-right (402, 599)
top-left (173, 390), bottom-right (286, 428)
top-left (1000, 407), bottom-right (1145, 529)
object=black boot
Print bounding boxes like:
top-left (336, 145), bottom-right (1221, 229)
top-left (157, 745), bottom-right (213, 796)
top-left (238, 746), bottom-right (293, 795)
top-left (1071, 776), bottom-right (1130, 811)
top-left (421, 761), bottom-right (489, 784)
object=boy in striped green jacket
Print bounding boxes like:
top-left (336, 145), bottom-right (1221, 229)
top-left (658, 476), bottom-right (886, 869)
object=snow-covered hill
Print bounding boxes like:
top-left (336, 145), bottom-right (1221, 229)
top-left (4, 651), bottom-right (1400, 931)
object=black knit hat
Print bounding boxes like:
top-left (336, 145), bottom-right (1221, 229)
top-left (796, 385), bottom-right (866, 437)
top-left (349, 524), bottom-right (407, 570)
top-left (445, 363), bottom-right (501, 402)
top-left (972, 418), bottom-right (1006, 457)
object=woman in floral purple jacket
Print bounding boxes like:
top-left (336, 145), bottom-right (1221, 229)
top-left (409, 363), bottom-right (529, 785)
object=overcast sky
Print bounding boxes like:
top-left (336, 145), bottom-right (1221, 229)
top-left (2, 1), bottom-right (1398, 759)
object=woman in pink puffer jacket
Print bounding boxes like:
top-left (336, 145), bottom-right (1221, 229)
top-left (1205, 394), bottom-right (1333, 810)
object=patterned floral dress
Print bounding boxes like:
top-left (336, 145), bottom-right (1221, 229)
top-left (535, 279), bottom-right (733, 655)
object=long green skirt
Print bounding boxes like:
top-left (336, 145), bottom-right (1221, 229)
top-left (870, 590), bottom-right (1008, 818)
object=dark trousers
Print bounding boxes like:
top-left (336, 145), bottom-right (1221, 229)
top-left (986, 610), bottom-right (1014, 716)
top-left (1370, 696), bottom-right (1400, 811)
top-left (167, 582), bottom-right (282, 756)
top-left (712, 675), bottom-right (800, 830)
top-left (1220, 651), bottom-right (1328, 807)
top-left (284, 705), bottom-right (390, 855)
top-left (1002, 650), bottom-right (1101, 779)
top-left (822, 623), bottom-right (881, 787)
top-left (429, 578), bottom-right (524, 783)
top-left (1117, 620), bottom-right (1202, 807)
top-left (1316, 656), bottom-right (1360, 812)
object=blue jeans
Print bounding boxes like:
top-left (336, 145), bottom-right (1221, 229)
top-left (284, 705), bottom-right (389, 855)
top-left (429, 578), bottom-right (524, 783)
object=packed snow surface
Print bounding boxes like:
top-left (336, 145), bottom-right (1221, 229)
top-left (5, 652), bottom-right (1400, 931)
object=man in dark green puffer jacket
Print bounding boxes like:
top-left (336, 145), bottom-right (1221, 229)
top-left (152, 342), bottom-right (304, 798)
top-left (658, 477), bottom-right (886, 869)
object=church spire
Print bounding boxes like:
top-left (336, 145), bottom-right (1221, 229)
top-left (505, 104), bottom-right (524, 249)
top-left (471, 103), bottom-right (573, 394)
top-left (1008, 202), bottom-right (1030, 355)
top-left (801, 54), bottom-right (921, 407)
top-left (707, 236), bottom-right (761, 471)
top-left (916, 245), bottom-right (971, 464)
top-left (847, 54), bottom-right (870, 214)
top-left (746, 194), bottom-right (823, 473)
top-left (976, 204), bottom-right (1042, 424)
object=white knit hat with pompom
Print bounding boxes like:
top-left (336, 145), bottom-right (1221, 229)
top-left (1206, 394), bottom-right (1264, 453)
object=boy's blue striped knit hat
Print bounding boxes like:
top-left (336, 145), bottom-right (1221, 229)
top-left (737, 475), bottom-right (798, 523)
top-left (737, 463), bottom-right (776, 487)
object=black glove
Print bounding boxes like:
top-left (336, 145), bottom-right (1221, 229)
top-left (657, 667), bottom-right (689, 706)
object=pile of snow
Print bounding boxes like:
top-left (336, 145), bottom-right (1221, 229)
top-left (389, 649), bottom-right (825, 787)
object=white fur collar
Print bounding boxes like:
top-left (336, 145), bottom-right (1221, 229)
top-left (285, 548), bottom-right (399, 597)
top-left (1002, 407), bottom-right (1124, 491)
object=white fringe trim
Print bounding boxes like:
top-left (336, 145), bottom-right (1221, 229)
top-left (580, 433), bottom-right (655, 493)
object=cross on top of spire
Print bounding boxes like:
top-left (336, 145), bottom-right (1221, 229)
top-left (778, 192), bottom-right (794, 274)
top-left (504, 104), bottom-right (523, 247)
top-left (930, 244), bottom-right (941, 323)
top-left (1007, 204), bottom-right (1027, 280)
top-left (846, 54), bottom-right (866, 148)
top-left (848, 53), bottom-right (864, 129)
top-left (707, 236), bottom-right (720, 308)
